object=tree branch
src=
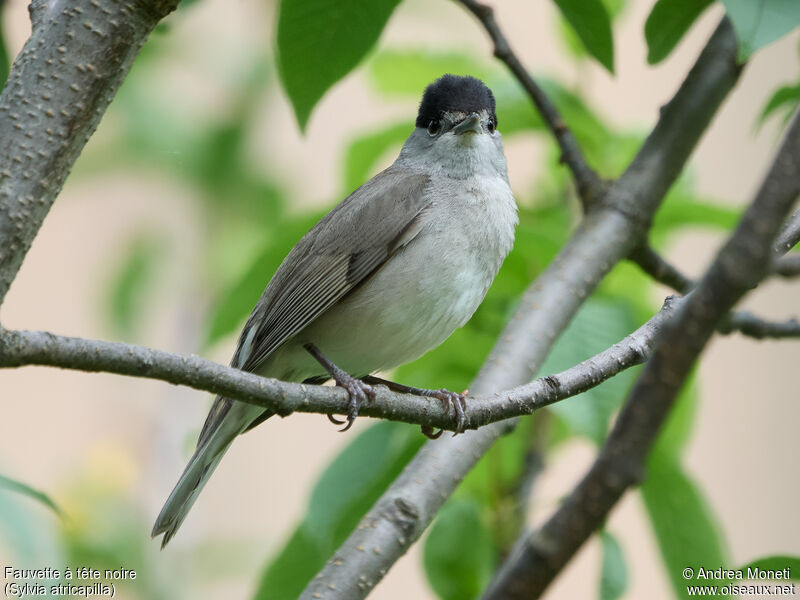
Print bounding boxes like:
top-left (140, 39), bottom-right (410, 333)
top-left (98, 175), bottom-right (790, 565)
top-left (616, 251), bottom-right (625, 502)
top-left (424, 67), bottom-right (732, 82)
top-left (629, 244), bottom-right (694, 293)
top-left (483, 107), bottom-right (800, 600)
top-left (300, 19), bottom-right (740, 599)
top-left (773, 207), bottom-right (800, 254)
top-left (774, 253), bottom-right (800, 277)
top-left (0, 297), bottom-right (676, 433)
top-left (0, 0), bottom-right (179, 307)
top-left (455, 0), bottom-right (604, 207)
top-left (717, 311), bottom-right (800, 339)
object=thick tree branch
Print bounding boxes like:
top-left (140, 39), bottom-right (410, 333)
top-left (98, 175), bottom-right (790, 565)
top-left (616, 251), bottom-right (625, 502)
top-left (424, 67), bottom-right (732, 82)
top-left (300, 19), bottom-right (740, 600)
top-left (456, 0), bottom-right (604, 207)
top-left (484, 109), bottom-right (800, 600)
top-left (0, 0), bottom-right (179, 307)
top-left (0, 297), bottom-right (675, 433)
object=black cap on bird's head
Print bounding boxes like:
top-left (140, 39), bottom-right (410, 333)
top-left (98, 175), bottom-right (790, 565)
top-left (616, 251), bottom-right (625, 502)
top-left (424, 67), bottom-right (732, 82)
top-left (415, 74), bottom-right (496, 129)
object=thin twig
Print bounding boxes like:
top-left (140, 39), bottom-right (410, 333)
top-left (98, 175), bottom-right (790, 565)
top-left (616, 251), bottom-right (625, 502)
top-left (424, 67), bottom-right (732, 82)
top-left (484, 104), bottom-right (800, 600)
top-left (718, 311), bottom-right (800, 339)
top-left (456, 0), bottom-right (604, 207)
top-left (629, 244), bottom-right (694, 293)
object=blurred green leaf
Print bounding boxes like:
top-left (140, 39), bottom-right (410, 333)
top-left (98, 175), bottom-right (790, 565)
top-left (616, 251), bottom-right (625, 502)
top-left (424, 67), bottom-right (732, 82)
top-left (600, 530), bottom-right (628, 600)
top-left (343, 122), bottom-right (409, 193)
top-left (738, 556), bottom-right (800, 579)
top-left (276, 0), bottom-right (401, 131)
top-left (642, 380), bottom-right (728, 599)
top-left (651, 193), bottom-right (740, 247)
top-left (641, 451), bottom-right (729, 599)
top-left (721, 0), bottom-right (800, 61)
top-left (305, 421), bottom-right (424, 544)
top-left (205, 211), bottom-right (322, 346)
top-left (758, 83), bottom-right (800, 127)
top-left (253, 422), bottom-right (424, 600)
top-left (423, 498), bottom-right (495, 600)
top-left (105, 235), bottom-right (164, 339)
top-left (552, 0), bottom-right (615, 72)
top-left (542, 298), bottom-right (639, 444)
top-left (0, 474), bottom-right (62, 517)
top-left (368, 51), bottom-right (492, 97)
top-left (644, 0), bottom-right (714, 64)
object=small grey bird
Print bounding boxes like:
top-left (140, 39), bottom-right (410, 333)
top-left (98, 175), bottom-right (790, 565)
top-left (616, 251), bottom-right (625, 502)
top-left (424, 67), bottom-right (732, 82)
top-left (152, 74), bottom-right (518, 547)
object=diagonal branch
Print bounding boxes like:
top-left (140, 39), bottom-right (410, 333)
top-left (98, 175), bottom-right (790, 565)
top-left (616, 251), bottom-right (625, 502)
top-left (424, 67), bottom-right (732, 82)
top-left (0, 296), bottom-right (675, 433)
top-left (483, 106), bottom-right (800, 600)
top-left (455, 0), bottom-right (604, 207)
top-left (0, 0), bottom-right (179, 307)
top-left (300, 18), bottom-right (741, 600)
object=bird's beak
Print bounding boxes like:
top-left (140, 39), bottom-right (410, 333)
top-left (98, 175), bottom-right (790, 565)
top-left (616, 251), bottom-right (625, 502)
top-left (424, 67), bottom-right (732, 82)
top-left (452, 112), bottom-right (482, 135)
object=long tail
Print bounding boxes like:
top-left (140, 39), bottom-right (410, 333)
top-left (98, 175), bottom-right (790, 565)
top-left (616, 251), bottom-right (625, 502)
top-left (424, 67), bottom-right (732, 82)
top-left (152, 400), bottom-right (267, 548)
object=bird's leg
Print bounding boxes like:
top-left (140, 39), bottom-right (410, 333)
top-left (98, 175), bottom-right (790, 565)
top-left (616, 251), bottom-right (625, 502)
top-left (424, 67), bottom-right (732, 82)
top-left (362, 375), bottom-right (468, 437)
top-left (304, 344), bottom-right (377, 432)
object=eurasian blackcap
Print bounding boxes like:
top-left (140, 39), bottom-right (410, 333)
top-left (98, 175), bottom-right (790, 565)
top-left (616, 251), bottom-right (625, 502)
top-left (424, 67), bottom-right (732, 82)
top-left (152, 74), bottom-right (518, 546)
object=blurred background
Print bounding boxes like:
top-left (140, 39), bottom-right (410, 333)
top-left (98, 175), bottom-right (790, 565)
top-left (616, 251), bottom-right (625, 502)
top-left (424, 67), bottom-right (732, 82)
top-left (0, 0), bottom-right (798, 598)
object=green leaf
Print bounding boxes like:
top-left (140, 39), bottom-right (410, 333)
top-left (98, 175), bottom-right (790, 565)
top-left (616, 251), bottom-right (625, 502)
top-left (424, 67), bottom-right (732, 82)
top-left (552, 0), bottom-right (615, 72)
top-left (644, 0), bottom-right (714, 64)
top-left (542, 298), bottom-right (639, 444)
top-left (600, 531), bottom-right (628, 600)
top-left (253, 422), bottom-right (424, 600)
top-left (343, 122), bottom-right (409, 194)
top-left (276, 0), bottom-right (402, 131)
top-left (423, 498), bottom-right (495, 600)
top-left (758, 83), bottom-right (800, 127)
top-left (105, 235), bottom-right (163, 339)
top-left (0, 473), bottom-right (62, 517)
top-left (721, 0), bottom-right (800, 61)
top-left (738, 556), bottom-right (800, 580)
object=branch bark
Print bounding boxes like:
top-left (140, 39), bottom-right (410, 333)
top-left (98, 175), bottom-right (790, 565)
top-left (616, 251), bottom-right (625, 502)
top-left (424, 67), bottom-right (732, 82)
top-left (0, 296), bottom-right (675, 438)
top-left (483, 109), bottom-right (800, 600)
top-left (0, 0), bottom-right (179, 307)
top-left (300, 18), bottom-right (740, 600)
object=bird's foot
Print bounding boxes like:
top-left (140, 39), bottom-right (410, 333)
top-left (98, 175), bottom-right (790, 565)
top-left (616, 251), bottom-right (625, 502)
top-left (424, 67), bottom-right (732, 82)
top-left (305, 343), bottom-right (377, 432)
top-left (362, 376), bottom-right (469, 437)
top-left (423, 388), bottom-right (468, 436)
top-left (327, 373), bottom-right (377, 432)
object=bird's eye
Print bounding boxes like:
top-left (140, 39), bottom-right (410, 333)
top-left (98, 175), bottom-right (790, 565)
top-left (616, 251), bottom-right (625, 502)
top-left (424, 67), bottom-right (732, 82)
top-left (427, 120), bottom-right (441, 136)
top-left (487, 119), bottom-right (496, 133)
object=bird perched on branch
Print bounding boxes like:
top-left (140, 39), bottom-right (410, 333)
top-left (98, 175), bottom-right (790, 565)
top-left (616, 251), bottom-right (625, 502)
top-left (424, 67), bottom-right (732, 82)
top-left (152, 74), bottom-right (517, 547)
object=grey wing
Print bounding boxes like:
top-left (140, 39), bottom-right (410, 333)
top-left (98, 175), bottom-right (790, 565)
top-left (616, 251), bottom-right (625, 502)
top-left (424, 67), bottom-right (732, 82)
top-left (239, 167), bottom-right (432, 371)
top-left (196, 167), bottom-right (431, 446)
